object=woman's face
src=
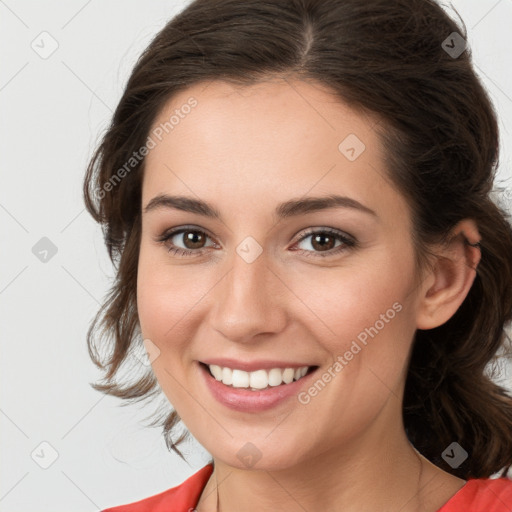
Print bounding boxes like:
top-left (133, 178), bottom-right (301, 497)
top-left (137, 77), bottom-right (428, 469)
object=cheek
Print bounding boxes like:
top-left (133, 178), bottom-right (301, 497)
top-left (135, 255), bottom-right (201, 409)
top-left (136, 246), bottom-right (214, 358)
top-left (137, 246), bottom-right (181, 345)
top-left (295, 259), bottom-right (416, 387)
top-left (292, 260), bottom-right (407, 338)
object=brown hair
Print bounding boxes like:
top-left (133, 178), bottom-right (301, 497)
top-left (83, 0), bottom-right (512, 479)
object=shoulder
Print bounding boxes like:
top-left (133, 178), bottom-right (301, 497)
top-left (101, 463), bottom-right (214, 512)
top-left (438, 477), bottom-right (512, 512)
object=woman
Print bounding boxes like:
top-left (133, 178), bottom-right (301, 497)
top-left (84, 0), bottom-right (512, 510)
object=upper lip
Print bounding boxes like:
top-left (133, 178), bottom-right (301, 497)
top-left (200, 358), bottom-right (317, 372)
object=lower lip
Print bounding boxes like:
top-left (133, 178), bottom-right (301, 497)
top-left (198, 362), bottom-right (319, 412)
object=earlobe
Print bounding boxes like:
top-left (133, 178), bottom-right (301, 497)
top-left (416, 219), bottom-right (482, 330)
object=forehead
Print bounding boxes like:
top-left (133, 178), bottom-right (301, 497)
top-left (147, 77), bottom-right (379, 159)
top-left (141, 78), bottom-right (407, 224)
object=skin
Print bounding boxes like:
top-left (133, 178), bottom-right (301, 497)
top-left (136, 76), bottom-right (481, 512)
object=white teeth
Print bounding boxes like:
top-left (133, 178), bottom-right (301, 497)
top-left (268, 368), bottom-right (284, 386)
top-left (282, 368), bottom-right (295, 384)
top-left (249, 369), bottom-right (268, 389)
top-left (221, 366), bottom-right (232, 385)
top-left (232, 369), bottom-right (249, 388)
top-left (207, 364), bottom-right (312, 389)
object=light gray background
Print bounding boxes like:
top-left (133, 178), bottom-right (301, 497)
top-left (1, 1), bottom-right (511, 511)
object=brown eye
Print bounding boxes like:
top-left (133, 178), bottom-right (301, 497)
top-left (181, 230), bottom-right (207, 249)
top-left (156, 227), bottom-right (216, 257)
top-left (310, 233), bottom-right (337, 252)
top-left (293, 228), bottom-right (356, 258)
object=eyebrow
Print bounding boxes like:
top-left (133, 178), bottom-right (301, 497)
top-left (143, 193), bottom-right (377, 220)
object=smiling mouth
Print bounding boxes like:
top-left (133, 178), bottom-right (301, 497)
top-left (199, 362), bottom-right (319, 391)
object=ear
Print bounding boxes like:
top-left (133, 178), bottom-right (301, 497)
top-left (416, 219), bottom-right (482, 330)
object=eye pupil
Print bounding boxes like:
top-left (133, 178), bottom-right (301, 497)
top-left (312, 234), bottom-right (335, 251)
top-left (161, 227), bottom-right (352, 258)
top-left (184, 230), bottom-right (205, 249)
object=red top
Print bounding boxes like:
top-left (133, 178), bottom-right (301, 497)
top-left (102, 463), bottom-right (512, 512)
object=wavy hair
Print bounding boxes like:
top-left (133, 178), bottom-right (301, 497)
top-left (83, 0), bottom-right (512, 479)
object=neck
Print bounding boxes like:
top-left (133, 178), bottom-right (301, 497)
top-left (196, 422), bottom-right (465, 512)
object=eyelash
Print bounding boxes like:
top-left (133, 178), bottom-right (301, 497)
top-left (155, 226), bottom-right (357, 259)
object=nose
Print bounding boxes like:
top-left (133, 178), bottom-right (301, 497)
top-left (209, 246), bottom-right (288, 343)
